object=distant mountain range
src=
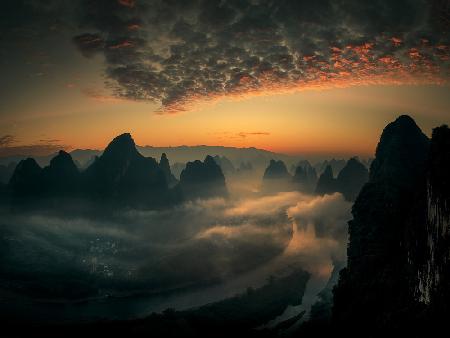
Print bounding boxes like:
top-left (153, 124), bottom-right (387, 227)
top-left (0, 144), bottom-right (371, 180)
top-left (261, 157), bottom-right (368, 202)
top-left (3, 134), bottom-right (228, 209)
top-left (0, 145), bottom-right (295, 169)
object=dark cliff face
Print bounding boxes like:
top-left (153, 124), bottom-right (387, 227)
top-left (160, 153), bottom-right (178, 188)
top-left (293, 161), bottom-right (317, 194)
top-left (335, 158), bottom-right (369, 201)
top-left (332, 115), bottom-right (439, 335)
top-left (179, 155), bottom-right (228, 200)
top-left (41, 151), bottom-right (80, 195)
top-left (8, 158), bottom-right (42, 197)
top-left (315, 165), bottom-right (336, 195)
top-left (83, 133), bottom-right (169, 207)
top-left (370, 115), bottom-right (430, 187)
top-left (410, 125), bottom-right (450, 313)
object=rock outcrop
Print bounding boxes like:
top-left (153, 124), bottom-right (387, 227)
top-left (179, 155), bottom-right (228, 200)
top-left (292, 160), bottom-right (317, 193)
top-left (332, 115), bottom-right (450, 335)
top-left (335, 158), bottom-right (369, 201)
top-left (41, 150), bottom-right (80, 195)
top-left (261, 160), bottom-right (292, 192)
top-left (315, 165), bottom-right (336, 195)
top-left (83, 133), bottom-right (169, 207)
top-left (160, 153), bottom-right (178, 187)
top-left (8, 158), bottom-right (42, 197)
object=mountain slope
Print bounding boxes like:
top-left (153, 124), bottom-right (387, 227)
top-left (332, 115), bottom-right (441, 335)
top-left (83, 133), bottom-right (170, 207)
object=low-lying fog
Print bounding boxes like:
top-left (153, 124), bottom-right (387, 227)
top-left (0, 176), bottom-right (352, 321)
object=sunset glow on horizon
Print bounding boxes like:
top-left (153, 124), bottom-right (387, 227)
top-left (1, 82), bottom-right (449, 159)
top-left (0, 0), bottom-right (449, 159)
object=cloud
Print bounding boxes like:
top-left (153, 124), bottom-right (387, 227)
top-left (237, 132), bottom-right (271, 138)
top-left (81, 87), bottom-right (129, 103)
top-left (118, 0), bottom-right (135, 8)
top-left (69, 0), bottom-right (450, 113)
top-left (0, 135), bottom-right (68, 157)
top-left (0, 135), bottom-right (16, 147)
top-left (38, 138), bottom-right (61, 143)
top-left (212, 131), bottom-right (271, 140)
top-left (0, 191), bottom-right (351, 309)
top-left (288, 192), bottom-right (352, 241)
top-left (225, 191), bottom-right (308, 217)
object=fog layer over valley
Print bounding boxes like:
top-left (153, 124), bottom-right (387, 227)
top-left (0, 182), bottom-right (351, 321)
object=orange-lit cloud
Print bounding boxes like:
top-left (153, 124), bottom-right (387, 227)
top-left (72, 1), bottom-right (450, 114)
top-left (160, 40), bottom-right (449, 113)
top-left (0, 135), bottom-right (69, 157)
top-left (211, 131), bottom-right (271, 141)
top-left (109, 40), bottom-right (134, 49)
top-left (237, 132), bottom-right (271, 138)
top-left (81, 88), bottom-right (129, 103)
top-left (0, 135), bottom-right (16, 147)
top-left (117, 0), bottom-right (135, 8)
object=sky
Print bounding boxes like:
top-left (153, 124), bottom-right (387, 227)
top-left (0, 0), bottom-right (449, 158)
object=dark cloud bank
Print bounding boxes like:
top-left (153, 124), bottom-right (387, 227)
top-left (70, 0), bottom-right (449, 111)
top-left (1, 1), bottom-right (448, 112)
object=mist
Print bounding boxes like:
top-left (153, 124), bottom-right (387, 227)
top-left (0, 180), bottom-right (352, 321)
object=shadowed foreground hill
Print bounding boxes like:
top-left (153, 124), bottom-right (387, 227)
top-left (2, 269), bottom-right (309, 338)
top-left (333, 115), bottom-right (449, 336)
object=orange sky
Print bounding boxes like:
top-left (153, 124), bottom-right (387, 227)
top-left (1, 76), bottom-right (449, 158)
top-left (1, 1), bottom-right (449, 160)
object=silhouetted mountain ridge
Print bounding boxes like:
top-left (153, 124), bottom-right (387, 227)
top-left (333, 115), bottom-right (449, 336)
top-left (5, 133), bottom-right (228, 209)
top-left (179, 155), bottom-right (228, 199)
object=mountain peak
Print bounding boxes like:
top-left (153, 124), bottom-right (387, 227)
top-left (336, 158), bottom-right (369, 201)
top-left (179, 155), bottom-right (227, 199)
top-left (109, 133), bottom-right (134, 145)
top-left (322, 165), bottom-right (333, 178)
top-left (103, 133), bottom-right (139, 158)
top-left (395, 114), bottom-right (418, 125)
top-left (315, 165), bottom-right (336, 195)
top-left (50, 150), bottom-right (76, 167)
top-left (372, 115), bottom-right (429, 186)
top-left (160, 152), bottom-right (178, 187)
top-left (50, 150), bottom-right (74, 165)
top-left (263, 159), bottom-right (290, 180)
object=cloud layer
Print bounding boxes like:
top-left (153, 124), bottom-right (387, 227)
top-left (0, 191), bottom-right (351, 315)
top-left (71, 0), bottom-right (450, 112)
top-left (0, 134), bottom-right (68, 157)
